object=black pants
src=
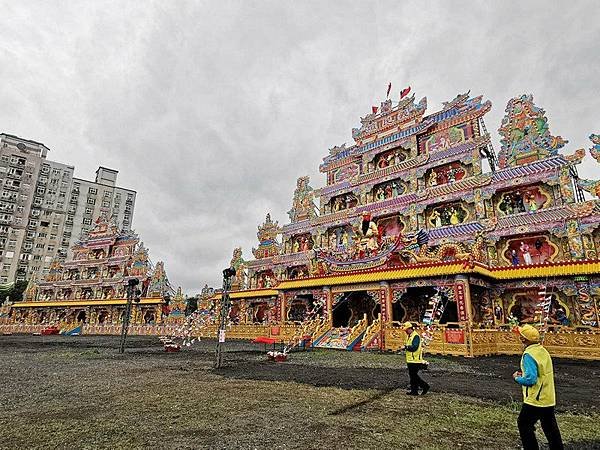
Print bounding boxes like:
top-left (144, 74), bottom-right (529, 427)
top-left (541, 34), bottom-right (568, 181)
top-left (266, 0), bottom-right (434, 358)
top-left (407, 363), bottom-right (429, 394)
top-left (517, 403), bottom-right (564, 450)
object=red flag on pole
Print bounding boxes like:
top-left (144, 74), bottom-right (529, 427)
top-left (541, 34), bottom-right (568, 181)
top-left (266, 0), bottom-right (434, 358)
top-left (386, 82), bottom-right (392, 98)
top-left (400, 86), bottom-right (411, 99)
top-left (372, 106), bottom-right (378, 114)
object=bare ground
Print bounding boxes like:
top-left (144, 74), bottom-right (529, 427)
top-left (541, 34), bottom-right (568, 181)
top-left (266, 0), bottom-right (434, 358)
top-left (0, 334), bottom-right (599, 450)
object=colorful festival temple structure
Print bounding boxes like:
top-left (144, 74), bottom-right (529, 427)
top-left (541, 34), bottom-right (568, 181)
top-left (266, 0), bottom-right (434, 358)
top-left (5, 216), bottom-right (177, 331)
top-left (213, 91), bottom-right (600, 359)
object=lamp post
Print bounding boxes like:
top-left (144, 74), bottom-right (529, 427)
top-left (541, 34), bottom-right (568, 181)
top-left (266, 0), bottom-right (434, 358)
top-left (215, 267), bottom-right (236, 368)
top-left (119, 278), bottom-right (141, 354)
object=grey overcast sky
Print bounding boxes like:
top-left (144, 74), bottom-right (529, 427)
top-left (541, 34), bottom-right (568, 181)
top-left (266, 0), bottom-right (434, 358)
top-left (1, 1), bottom-right (599, 294)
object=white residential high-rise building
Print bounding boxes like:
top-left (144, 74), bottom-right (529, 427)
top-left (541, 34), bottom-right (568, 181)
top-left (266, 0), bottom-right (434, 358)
top-left (0, 134), bottom-right (136, 283)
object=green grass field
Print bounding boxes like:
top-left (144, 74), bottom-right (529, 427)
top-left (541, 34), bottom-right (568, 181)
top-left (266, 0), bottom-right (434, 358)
top-left (1, 335), bottom-right (598, 449)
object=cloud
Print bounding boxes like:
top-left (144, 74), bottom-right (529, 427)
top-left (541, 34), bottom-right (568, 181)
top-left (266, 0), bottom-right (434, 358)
top-left (1, 0), bottom-right (599, 293)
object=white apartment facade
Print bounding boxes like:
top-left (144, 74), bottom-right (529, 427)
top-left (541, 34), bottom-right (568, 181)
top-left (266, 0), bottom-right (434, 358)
top-left (0, 134), bottom-right (136, 283)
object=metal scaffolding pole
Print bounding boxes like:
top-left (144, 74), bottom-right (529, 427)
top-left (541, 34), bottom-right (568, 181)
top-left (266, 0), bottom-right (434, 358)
top-left (214, 267), bottom-right (236, 368)
top-left (119, 278), bottom-right (140, 354)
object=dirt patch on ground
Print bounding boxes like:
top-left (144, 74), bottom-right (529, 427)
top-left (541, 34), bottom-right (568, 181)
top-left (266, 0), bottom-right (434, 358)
top-left (1, 334), bottom-right (599, 449)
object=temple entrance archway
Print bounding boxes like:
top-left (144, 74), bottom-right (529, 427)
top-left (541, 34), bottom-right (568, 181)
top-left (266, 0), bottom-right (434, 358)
top-left (332, 291), bottom-right (379, 328)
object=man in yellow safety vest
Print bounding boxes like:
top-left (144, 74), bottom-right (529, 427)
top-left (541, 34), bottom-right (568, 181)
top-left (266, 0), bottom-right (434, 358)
top-left (513, 324), bottom-right (564, 450)
top-left (401, 321), bottom-right (429, 396)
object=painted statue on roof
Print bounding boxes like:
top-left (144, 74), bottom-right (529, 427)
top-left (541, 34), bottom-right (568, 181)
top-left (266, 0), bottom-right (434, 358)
top-left (589, 133), bottom-right (600, 163)
top-left (252, 213), bottom-right (282, 259)
top-left (23, 273), bottom-right (38, 301)
top-left (147, 261), bottom-right (169, 297)
top-left (127, 242), bottom-right (150, 278)
top-left (577, 179), bottom-right (600, 198)
top-left (45, 259), bottom-right (63, 282)
top-left (229, 247), bottom-right (246, 291)
top-left (287, 176), bottom-right (317, 223)
top-left (497, 94), bottom-right (567, 168)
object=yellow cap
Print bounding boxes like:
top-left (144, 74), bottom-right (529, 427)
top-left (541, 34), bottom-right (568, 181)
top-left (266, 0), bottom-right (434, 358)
top-left (517, 324), bottom-right (540, 343)
top-left (401, 321), bottom-right (414, 330)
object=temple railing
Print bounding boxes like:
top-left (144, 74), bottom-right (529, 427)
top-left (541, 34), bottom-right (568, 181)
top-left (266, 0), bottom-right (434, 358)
top-left (360, 314), bottom-right (382, 350)
top-left (2, 321), bottom-right (599, 360)
top-left (346, 314), bottom-right (369, 349)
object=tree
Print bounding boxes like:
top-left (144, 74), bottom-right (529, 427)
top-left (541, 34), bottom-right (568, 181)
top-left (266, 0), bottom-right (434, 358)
top-left (184, 296), bottom-right (198, 316)
top-left (9, 281), bottom-right (29, 303)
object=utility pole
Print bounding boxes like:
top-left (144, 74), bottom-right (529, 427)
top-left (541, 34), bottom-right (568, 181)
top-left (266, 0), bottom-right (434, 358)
top-left (119, 278), bottom-right (141, 354)
top-left (214, 267), bottom-right (236, 368)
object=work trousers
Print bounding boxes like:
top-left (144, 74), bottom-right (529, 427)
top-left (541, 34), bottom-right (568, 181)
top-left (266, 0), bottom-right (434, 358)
top-left (407, 363), bottom-right (429, 394)
top-left (517, 403), bottom-right (564, 450)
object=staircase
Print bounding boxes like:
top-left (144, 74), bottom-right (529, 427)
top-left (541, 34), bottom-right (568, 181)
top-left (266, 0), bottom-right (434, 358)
top-left (360, 314), bottom-right (382, 351)
top-left (314, 315), bottom-right (368, 350)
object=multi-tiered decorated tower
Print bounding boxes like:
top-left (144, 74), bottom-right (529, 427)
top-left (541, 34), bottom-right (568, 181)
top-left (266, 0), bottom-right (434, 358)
top-left (216, 90), bottom-right (600, 359)
top-left (9, 216), bottom-right (172, 327)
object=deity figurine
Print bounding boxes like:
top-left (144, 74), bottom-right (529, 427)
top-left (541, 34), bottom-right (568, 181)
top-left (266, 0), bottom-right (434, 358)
top-left (449, 208), bottom-right (460, 225)
top-left (429, 171), bottom-right (438, 186)
top-left (520, 241), bottom-right (532, 265)
top-left (355, 212), bottom-right (379, 256)
top-left (292, 240), bottom-right (300, 253)
top-left (333, 197), bottom-right (344, 212)
top-left (341, 231), bottom-right (349, 248)
top-left (447, 167), bottom-right (456, 183)
top-left (384, 184), bottom-right (393, 199)
top-left (376, 187), bottom-right (385, 201)
top-left (430, 210), bottom-right (442, 228)
top-left (392, 182), bottom-right (401, 197)
top-left (511, 249), bottom-right (519, 266)
top-left (300, 237), bottom-right (310, 252)
top-left (328, 234), bottom-right (336, 249)
top-left (527, 195), bottom-right (538, 212)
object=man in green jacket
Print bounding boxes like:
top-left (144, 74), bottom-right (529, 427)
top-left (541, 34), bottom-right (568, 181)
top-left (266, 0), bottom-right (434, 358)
top-left (401, 321), bottom-right (429, 396)
top-left (512, 324), bottom-right (563, 450)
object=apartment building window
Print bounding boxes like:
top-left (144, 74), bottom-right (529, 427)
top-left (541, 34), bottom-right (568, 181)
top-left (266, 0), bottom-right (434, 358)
top-left (38, 232), bottom-right (47, 237)
top-left (33, 255), bottom-right (41, 261)
top-left (4, 251), bottom-right (14, 258)
top-left (103, 191), bottom-right (111, 198)
top-left (102, 200), bottom-right (110, 207)
top-left (24, 243), bottom-right (33, 250)
top-left (40, 221), bottom-right (50, 228)
top-left (36, 187), bottom-right (45, 195)
top-left (89, 187), bottom-right (97, 194)
top-left (84, 207), bottom-right (93, 215)
top-left (35, 243), bottom-right (44, 249)
top-left (47, 245), bottom-right (55, 251)
top-left (83, 218), bottom-right (92, 225)
top-left (50, 234), bottom-right (57, 241)
top-left (41, 165), bottom-right (50, 174)
top-left (87, 198), bottom-right (95, 205)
